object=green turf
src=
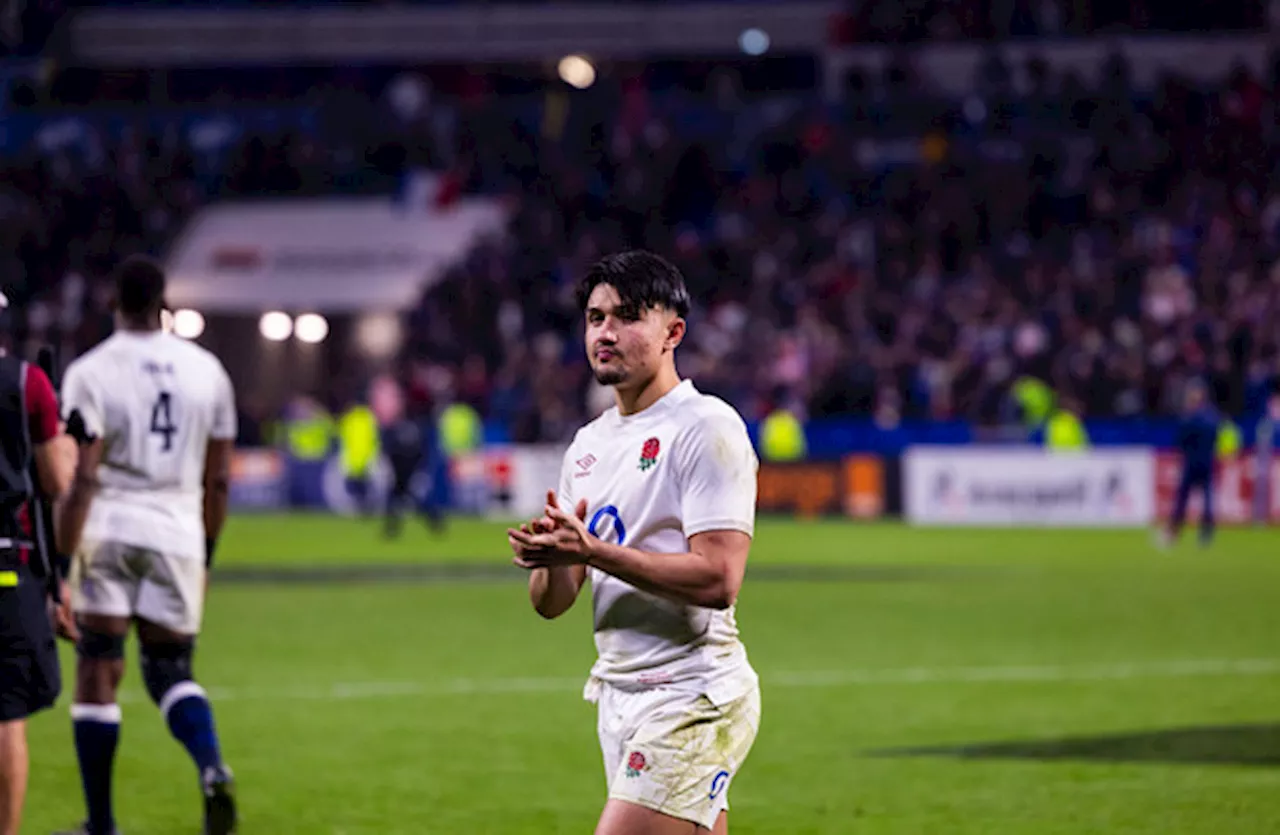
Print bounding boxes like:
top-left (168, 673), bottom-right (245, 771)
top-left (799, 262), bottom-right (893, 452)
top-left (23, 517), bottom-right (1280, 833)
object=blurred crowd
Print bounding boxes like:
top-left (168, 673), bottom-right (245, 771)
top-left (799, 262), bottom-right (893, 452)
top-left (3, 34), bottom-right (1280, 440)
top-left (407, 52), bottom-right (1280, 439)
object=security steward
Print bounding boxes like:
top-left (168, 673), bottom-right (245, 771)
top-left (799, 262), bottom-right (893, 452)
top-left (0, 295), bottom-right (79, 835)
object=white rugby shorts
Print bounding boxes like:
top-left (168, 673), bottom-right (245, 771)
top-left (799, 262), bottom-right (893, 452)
top-left (595, 681), bottom-right (761, 830)
top-left (71, 540), bottom-right (206, 635)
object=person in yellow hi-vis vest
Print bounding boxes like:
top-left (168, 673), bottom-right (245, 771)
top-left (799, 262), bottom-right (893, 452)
top-left (438, 401), bottom-right (482, 458)
top-left (283, 394), bottom-right (334, 507)
top-left (1014, 375), bottom-right (1055, 431)
top-left (759, 407), bottom-right (807, 462)
top-left (285, 396), bottom-right (333, 462)
top-left (1045, 396), bottom-right (1090, 453)
top-left (1216, 419), bottom-right (1242, 460)
top-left (437, 400), bottom-right (482, 512)
top-left (339, 401), bottom-right (380, 516)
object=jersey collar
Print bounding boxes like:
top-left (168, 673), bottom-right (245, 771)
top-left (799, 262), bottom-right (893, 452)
top-left (611, 379), bottom-right (696, 428)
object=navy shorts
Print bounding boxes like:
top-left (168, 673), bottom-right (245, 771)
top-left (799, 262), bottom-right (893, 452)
top-left (0, 564), bottom-right (61, 722)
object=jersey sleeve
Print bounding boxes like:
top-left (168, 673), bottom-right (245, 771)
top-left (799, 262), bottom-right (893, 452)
top-left (60, 361), bottom-right (105, 441)
top-left (557, 442), bottom-right (575, 511)
top-left (24, 364), bottom-right (60, 444)
top-left (676, 411), bottom-right (759, 538)
top-left (210, 365), bottom-right (238, 441)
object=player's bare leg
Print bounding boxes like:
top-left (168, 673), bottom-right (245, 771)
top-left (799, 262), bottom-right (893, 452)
top-left (0, 718), bottom-right (28, 835)
top-left (595, 801), bottom-right (729, 835)
top-left (135, 618), bottom-right (236, 835)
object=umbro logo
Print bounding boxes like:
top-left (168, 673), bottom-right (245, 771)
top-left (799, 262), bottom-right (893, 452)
top-left (575, 454), bottom-right (598, 478)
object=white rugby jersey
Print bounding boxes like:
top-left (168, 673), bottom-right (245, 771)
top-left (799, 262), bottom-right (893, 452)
top-left (61, 330), bottom-right (237, 559)
top-left (561, 379), bottom-right (760, 704)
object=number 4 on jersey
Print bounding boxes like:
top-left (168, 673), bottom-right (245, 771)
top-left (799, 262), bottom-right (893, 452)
top-left (151, 391), bottom-right (178, 451)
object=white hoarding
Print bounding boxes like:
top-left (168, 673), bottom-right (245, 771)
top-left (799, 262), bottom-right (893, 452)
top-left (904, 447), bottom-right (1155, 527)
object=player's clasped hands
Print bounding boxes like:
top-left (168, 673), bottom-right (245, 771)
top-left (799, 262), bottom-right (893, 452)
top-left (508, 490), bottom-right (594, 568)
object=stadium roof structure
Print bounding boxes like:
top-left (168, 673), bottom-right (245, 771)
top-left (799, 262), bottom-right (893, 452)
top-left (67, 2), bottom-right (836, 66)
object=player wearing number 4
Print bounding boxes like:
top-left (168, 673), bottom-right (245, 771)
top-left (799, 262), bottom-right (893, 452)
top-left (508, 251), bottom-right (762, 835)
top-left (55, 256), bottom-right (238, 835)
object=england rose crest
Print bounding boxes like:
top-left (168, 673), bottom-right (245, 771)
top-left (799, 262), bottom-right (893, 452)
top-left (638, 437), bottom-right (660, 472)
top-left (625, 751), bottom-right (648, 777)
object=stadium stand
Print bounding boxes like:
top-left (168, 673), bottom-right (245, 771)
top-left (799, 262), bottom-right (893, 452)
top-left (1, 4), bottom-right (1277, 443)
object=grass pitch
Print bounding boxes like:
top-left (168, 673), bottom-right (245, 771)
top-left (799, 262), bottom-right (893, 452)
top-left (23, 516), bottom-right (1280, 834)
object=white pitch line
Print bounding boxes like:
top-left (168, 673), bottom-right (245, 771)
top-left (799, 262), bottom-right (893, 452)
top-left (113, 658), bottom-right (1280, 705)
top-left (767, 658), bottom-right (1280, 687)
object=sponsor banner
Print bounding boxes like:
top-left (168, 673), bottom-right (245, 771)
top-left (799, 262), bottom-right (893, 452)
top-left (758, 462), bottom-right (840, 517)
top-left (508, 445), bottom-right (569, 519)
top-left (843, 456), bottom-right (885, 519)
top-left (233, 446), bottom-right (538, 517)
top-left (235, 449), bottom-right (430, 515)
top-left (476, 444), bottom-right (568, 521)
top-left (476, 449), bottom-right (886, 521)
top-left (1154, 452), bottom-right (1280, 525)
top-left (249, 445), bottom-right (889, 520)
top-left (228, 448), bottom-right (287, 510)
top-left (904, 447), bottom-right (1154, 527)
top-left (757, 456), bottom-right (884, 519)
top-left (449, 451), bottom-right (495, 516)
top-left (471, 449), bottom-right (886, 521)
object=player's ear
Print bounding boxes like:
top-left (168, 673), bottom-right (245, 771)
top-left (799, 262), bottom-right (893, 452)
top-left (664, 312), bottom-right (685, 352)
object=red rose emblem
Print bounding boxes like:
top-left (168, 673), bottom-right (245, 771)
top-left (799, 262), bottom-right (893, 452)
top-left (638, 437), bottom-right (661, 471)
top-left (628, 752), bottom-right (646, 771)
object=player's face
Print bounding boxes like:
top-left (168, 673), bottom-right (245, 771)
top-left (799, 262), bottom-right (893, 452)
top-left (584, 284), bottom-right (681, 388)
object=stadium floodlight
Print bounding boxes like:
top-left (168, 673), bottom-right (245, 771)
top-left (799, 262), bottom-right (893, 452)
top-left (354, 312), bottom-right (403, 358)
top-left (294, 313), bottom-right (329, 345)
top-left (558, 55), bottom-right (596, 90)
top-left (739, 28), bottom-right (770, 56)
top-left (259, 311), bottom-right (294, 342)
top-left (172, 309), bottom-right (206, 340)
